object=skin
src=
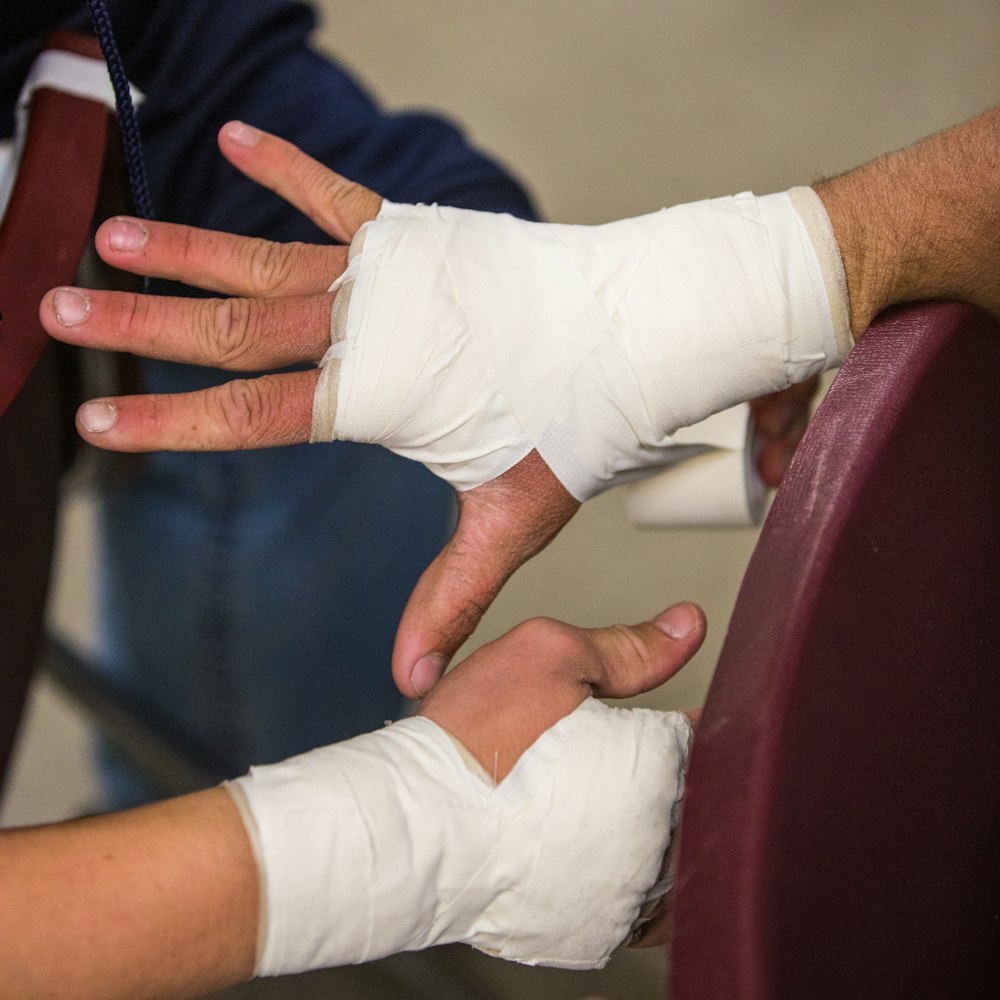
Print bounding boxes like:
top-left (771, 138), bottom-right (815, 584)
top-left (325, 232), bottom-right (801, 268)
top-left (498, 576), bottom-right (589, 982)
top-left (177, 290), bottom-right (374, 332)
top-left (812, 106), bottom-right (1000, 336)
top-left (0, 602), bottom-right (704, 1000)
top-left (37, 119), bottom-right (819, 698)
top-left (20, 108), bottom-right (999, 987)
top-left (42, 107), bottom-right (1000, 695)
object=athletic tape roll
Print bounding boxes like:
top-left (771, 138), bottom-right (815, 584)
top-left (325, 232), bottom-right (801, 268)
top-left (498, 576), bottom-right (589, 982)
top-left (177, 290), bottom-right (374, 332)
top-left (624, 403), bottom-right (767, 528)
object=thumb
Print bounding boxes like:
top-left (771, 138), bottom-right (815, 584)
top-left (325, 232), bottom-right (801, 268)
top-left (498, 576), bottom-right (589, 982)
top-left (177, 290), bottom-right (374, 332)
top-left (580, 603), bottom-right (707, 699)
top-left (392, 450), bottom-right (580, 698)
top-left (217, 121), bottom-right (382, 244)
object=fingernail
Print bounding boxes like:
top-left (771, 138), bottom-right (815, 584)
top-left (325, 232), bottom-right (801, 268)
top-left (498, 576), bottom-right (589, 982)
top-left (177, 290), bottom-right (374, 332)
top-left (225, 121), bottom-right (261, 147)
top-left (79, 400), bottom-right (118, 433)
top-left (107, 217), bottom-right (148, 253)
top-left (52, 287), bottom-right (90, 327)
top-left (654, 604), bottom-right (699, 639)
top-left (410, 653), bottom-right (448, 698)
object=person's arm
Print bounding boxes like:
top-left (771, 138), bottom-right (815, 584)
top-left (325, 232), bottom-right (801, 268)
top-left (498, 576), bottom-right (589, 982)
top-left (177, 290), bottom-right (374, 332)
top-left (0, 602), bottom-right (703, 1000)
top-left (0, 788), bottom-right (257, 999)
top-left (41, 108), bottom-right (999, 697)
top-left (814, 105), bottom-right (1000, 337)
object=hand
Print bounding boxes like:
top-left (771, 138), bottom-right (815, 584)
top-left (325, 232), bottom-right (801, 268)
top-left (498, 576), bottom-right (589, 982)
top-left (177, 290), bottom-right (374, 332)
top-left (419, 600), bottom-right (705, 782)
top-left (417, 601), bottom-right (706, 956)
top-left (237, 599), bottom-right (705, 976)
top-left (40, 121), bottom-right (580, 698)
top-left (40, 123), bottom-right (789, 700)
top-left (749, 375), bottom-right (820, 487)
top-left (0, 601), bottom-right (705, 998)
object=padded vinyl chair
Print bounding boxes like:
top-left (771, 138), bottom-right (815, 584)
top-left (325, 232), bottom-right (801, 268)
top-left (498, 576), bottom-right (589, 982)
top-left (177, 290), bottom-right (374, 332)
top-left (671, 303), bottom-right (1000, 999)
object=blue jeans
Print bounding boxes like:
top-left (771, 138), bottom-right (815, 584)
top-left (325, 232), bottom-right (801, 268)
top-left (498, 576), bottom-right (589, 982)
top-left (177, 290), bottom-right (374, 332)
top-left (94, 397), bottom-right (454, 806)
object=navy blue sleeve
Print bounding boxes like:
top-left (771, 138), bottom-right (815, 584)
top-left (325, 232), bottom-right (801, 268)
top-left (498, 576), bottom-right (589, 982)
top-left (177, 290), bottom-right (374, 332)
top-left (112, 0), bottom-right (537, 245)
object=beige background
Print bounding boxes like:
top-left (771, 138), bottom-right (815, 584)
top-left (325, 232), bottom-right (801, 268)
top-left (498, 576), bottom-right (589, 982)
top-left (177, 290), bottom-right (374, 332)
top-left (3, 2), bottom-right (998, 998)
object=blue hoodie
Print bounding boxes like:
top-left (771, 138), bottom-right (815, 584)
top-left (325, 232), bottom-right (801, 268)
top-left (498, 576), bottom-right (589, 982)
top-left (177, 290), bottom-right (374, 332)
top-left (2, 0), bottom-right (536, 241)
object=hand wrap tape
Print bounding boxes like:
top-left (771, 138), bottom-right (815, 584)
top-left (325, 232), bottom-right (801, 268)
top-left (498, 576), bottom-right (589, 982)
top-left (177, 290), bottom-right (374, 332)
top-left (312, 187), bottom-right (850, 501)
top-left (229, 699), bottom-right (691, 974)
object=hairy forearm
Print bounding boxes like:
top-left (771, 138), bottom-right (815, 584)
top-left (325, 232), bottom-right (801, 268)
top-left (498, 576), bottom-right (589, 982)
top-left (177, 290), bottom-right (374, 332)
top-left (0, 788), bottom-right (257, 1000)
top-left (815, 104), bottom-right (1000, 336)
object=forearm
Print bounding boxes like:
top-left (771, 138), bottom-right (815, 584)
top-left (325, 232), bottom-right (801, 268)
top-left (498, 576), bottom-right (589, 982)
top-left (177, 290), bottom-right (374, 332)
top-left (814, 104), bottom-right (1000, 336)
top-left (0, 788), bottom-right (257, 1000)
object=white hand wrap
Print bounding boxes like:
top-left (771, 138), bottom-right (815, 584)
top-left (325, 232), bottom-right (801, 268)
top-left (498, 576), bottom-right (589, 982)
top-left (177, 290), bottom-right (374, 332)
top-left (229, 699), bottom-right (691, 975)
top-left (312, 187), bottom-right (850, 500)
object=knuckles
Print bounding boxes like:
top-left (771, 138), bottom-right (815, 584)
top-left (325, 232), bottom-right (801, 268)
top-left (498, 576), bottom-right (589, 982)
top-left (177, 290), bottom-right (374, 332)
top-left (508, 617), bottom-right (664, 696)
top-left (314, 169), bottom-right (381, 236)
top-left (210, 378), bottom-right (274, 448)
top-left (112, 291), bottom-right (153, 336)
top-left (244, 237), bottom-right (298, 296)
top-left (504, 617), bottom-right (595, 680)
top-left (195, 297), bottom-right (258, 368)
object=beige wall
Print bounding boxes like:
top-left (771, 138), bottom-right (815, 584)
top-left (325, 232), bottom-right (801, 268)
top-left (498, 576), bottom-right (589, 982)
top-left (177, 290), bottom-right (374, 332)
top-left (311, 0), bottom-right (999, 711)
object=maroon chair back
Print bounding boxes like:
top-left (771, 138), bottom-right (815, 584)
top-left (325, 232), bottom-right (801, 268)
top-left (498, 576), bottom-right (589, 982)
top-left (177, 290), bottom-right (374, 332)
top-left (671, 303), bottom-right (1000, 999)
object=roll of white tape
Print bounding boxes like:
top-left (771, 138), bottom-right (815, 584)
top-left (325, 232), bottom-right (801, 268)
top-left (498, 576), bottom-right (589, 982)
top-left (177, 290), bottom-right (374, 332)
top-left (624, 404), bottom-right (766, 528)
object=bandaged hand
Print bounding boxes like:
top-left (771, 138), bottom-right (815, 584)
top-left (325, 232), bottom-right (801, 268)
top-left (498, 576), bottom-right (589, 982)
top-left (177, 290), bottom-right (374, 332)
top-left (42, 122), bottom-right (836, 696)
top-left (229, 603), bottom-right (703, 974)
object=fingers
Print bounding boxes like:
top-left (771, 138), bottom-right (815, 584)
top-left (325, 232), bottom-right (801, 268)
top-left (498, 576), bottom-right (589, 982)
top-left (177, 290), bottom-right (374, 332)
top-left (218, 121), bottom-right (383, 244)
top-left (757, 420), bottom-right (808, 486)
top-left (580, 603), bottom-right (706, 699)
top-left (629, 901), bottom-right (675, 949)
top-left (93, 216), bottom-right (347, 298)
top-left (39, 123), bottom-right (374, 457)
top-left (70, 370), bottom-right (318, 451)
top-left (392, 451), bottom-right (581, 699)
top-left (750, 375), bottom-right (820, 486)
top-left (396, 455), bottom-right (705, 703)
top-left (41, 286), bottom-right (333, 371)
